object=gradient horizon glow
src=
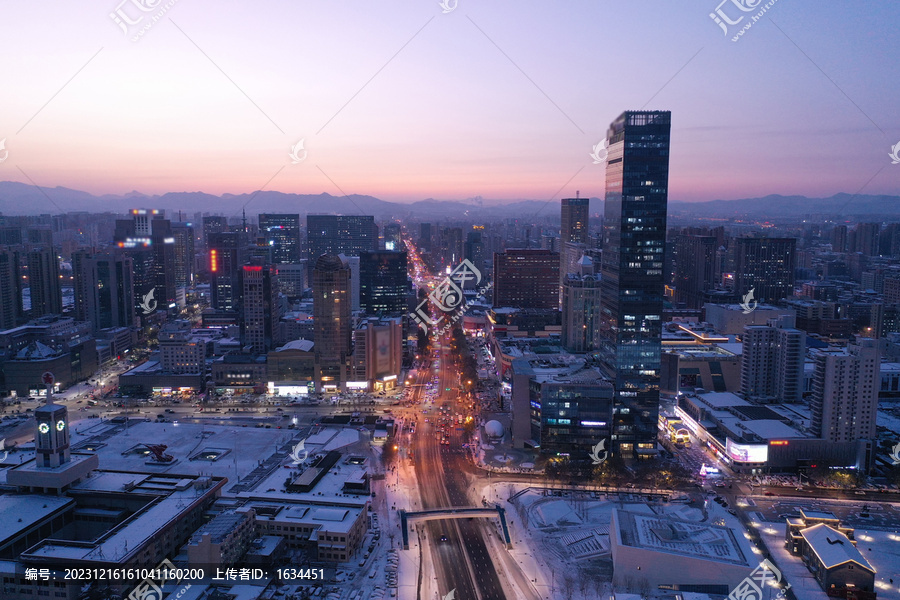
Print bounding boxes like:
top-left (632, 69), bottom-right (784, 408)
top-left (0, 1), bottom-right (898, 204)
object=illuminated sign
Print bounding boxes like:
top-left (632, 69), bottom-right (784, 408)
top-left (770, 440), bottom-right (789, 446)
top-left (726, 439), bottom-right (769, 463)
top-left (243, 265), bottom-right (263, 272)
top-left (56, 420), bottom-right (66, 431)
top-left (210, 250), bottom-right (218, 272)
top-left (163, 237), bottom-right (175, 244)
top-left (580, 421), bottom-right (607, 427)
top-left (39, 423), bottom-right (50, 434)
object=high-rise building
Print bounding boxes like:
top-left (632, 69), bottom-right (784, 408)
top-left (73, 251), bottom-right (135, 333)
top-left (115, 210), bottom-right (177, 313)
top-left (561, 196), bottom-right (590, 247)
top-left (383, 223), bottom-right (402, 251)
top-left (673, 234), bottom-right (718, 309)
top-left (242, 262), bottom-right (281, 353)
top-left (419, 223), bottom-right (432, 252)
top-left (312, 254), bottom-right (352, 391)
top-left (359, 251), bottom-right (409, 316)
top-left (171, 222), bottom-right (195, 288)
top-left (810, 339), bottom-right (880, 444)
top-left (306, 215), bottom-right (377, 264)
top-left (208, 231), bottom-right (247, 313)
top-left (27, 247), bottom-right (62, 317)
top-left (464, 228), bottom-right (486, 277)
top-left (561, 272), bottom-right (601, 353)
top-left (259, 214), bottom-right (301, 264)
top-left (492, 249), bottom-right (560, 309)
top-left (597, 110), bottom-right (671, 459)
top-left (202, 215), bottom-right (228, 251)
top-left (740, 316), bottom-right (805, 404)
top-left (0, 249), bottom-right (23, 329)
top-left (276, 262), bottom-right (307, 298)
top-left (733, 237), bottom-right (796, 303)
top-left (159, 321), bottom-right (205, 374)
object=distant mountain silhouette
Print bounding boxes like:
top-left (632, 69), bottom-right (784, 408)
top-left (1, 181), bottom-right (896, 219)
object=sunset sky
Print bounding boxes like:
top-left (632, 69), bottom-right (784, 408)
top-left (0, 1), bottom-right (898, 203)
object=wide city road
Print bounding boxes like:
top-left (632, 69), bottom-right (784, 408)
top-left (410, 332), bottom-right (507, 600)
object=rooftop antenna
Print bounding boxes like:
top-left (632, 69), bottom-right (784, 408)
top-left (576, 190), bottom-right (580, 199)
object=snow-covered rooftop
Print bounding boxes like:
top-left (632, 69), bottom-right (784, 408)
top-left (800, 523), bottom-right (874, 572)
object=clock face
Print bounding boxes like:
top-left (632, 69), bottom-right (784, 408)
top-left (56, 420), bottom-right (66, 431)
top-left (39, 423), bottom-right (50, 434)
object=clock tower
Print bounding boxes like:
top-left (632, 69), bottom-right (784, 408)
top-left (35, 402), bottom-right (70, 468)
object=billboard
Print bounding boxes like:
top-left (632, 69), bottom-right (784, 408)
top-left (726, 439), bottom-right (768, 463)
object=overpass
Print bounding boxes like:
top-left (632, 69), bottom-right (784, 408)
top-left (399, 506), bottom-right (512, 550)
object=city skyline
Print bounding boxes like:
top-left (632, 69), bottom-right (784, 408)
top-left (0, 2), bottom-right (898, 205)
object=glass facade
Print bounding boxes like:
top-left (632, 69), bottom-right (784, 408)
top-left (259, 213), bottom-right (301, 264)
top-left (598, 110), bottom-right (671, 459)
top-left (530, 380), bottom-right (613, 455)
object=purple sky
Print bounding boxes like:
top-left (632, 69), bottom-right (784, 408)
top-left (0, 1), bottom-right (898, 203)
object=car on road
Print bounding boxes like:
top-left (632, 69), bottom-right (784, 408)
top-left (764, 491), bottom-right (775, 496)
top-left (439, 534), bottom-right (448, 542)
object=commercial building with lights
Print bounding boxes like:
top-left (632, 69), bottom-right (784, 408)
top-left (675, 391), bottom-right (871, 474)
top-left (508, 356), bottom-right (613, 454)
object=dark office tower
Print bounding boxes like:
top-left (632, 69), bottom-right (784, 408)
top-left (242, 262), bottom-right (280, 353)
top-left (492, 249), bottom-right (560, 309)
top-left (73, 251), bottom-right (135, 333)
top-left (597, 110), bottom-right (671, 459)
top-left (438, 227), bottom-right (464, 269)
top-left (202, 216), bottom-right (228, 251)
top-left (114, 210), bottom-right (177, 311)
top-left (171, 222), bottom-right (195, 288)
top-left (733, 237), bottom-right (796, 303)
top-left (562, 272), bottom-right (601, 353)
top-left (419, 223), bottom-right (432, 252)
top-left (830, 225), bottom-right (848, 253)
top-left (849, 223), bottom-right (880, 256)
top-left (306, 215), bottom-right (377, 264)
top-left (561, 196), bottom-right (590, 246)
top-left (313, 254), bottom-right (352, 391)
top-left (27, 247), bottom-right (63, 317)
top-left (259, 214), bottom-right (301, 264)
top-left (673, 234), bottom-right (718, 309)
top-left (209, 232), bottom-right (247, 313)
top-left (359, 251), bottom-right (409, 316)
top-left (383, 223), bottom-right (402, 251)
top-left (0, 250), bottom-right (23, 329)
top-left (465, 228), bottom-right (485, 273)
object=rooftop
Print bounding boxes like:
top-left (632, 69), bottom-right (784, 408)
top-left (800, 524), bottom-right (874, 572)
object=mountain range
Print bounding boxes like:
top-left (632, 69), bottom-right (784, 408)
top-left (0, 181), bottom-right (897, 220)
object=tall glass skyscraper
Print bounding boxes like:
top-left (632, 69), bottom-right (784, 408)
top-left (597, 110), bottom-right (671, 459)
